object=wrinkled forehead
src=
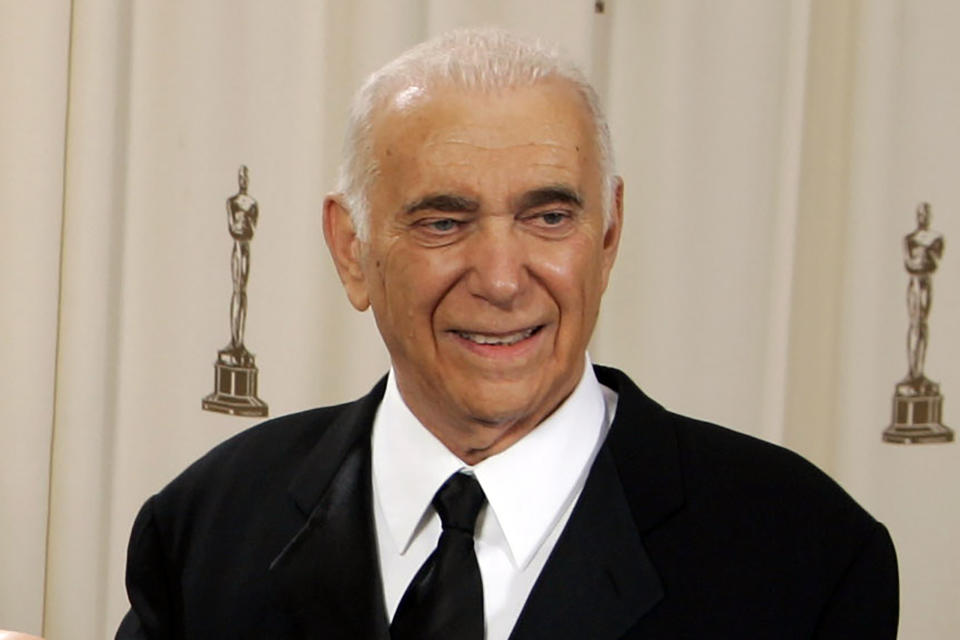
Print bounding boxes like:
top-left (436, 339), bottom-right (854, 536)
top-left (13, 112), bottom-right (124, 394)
top-left (369, 79), bottom-right (598, 163)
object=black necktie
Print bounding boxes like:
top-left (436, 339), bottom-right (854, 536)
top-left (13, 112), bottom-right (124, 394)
top-left (390, 472), bottom-right (487, 640)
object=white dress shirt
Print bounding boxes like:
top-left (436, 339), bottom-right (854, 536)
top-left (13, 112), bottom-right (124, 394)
top-left (371, 355), bottom-right (617, 640)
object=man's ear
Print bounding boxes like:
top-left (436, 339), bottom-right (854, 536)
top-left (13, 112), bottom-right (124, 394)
top-left (322, 195), bottom-right (370, 311)
top-left (599, 176), bottom-right (624, 291)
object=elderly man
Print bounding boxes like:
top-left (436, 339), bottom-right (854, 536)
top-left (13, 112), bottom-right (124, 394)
top-left (117, 29), bottom-right (898, 639)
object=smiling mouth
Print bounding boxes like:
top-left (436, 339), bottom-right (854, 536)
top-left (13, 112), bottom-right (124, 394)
top-left (453, 325), bottom-right (543, 346)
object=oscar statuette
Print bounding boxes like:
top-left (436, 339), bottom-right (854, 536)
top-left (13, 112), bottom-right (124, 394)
top-left (884, 202), bottom-right (952, 443)
top-left (203, 165), bottom-right (269, 417)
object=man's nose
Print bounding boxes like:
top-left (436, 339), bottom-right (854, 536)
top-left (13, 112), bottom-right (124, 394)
top-left (463, 223), bottom-right (528, 308)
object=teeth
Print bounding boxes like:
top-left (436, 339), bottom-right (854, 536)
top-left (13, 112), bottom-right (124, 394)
top-left (457, 327), bottom-right (536, 346)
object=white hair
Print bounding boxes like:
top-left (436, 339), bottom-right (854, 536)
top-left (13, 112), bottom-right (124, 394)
top-left (336, 27), bottom-right (617, 240)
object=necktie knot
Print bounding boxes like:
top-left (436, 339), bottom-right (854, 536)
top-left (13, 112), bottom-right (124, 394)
top-left (391, 471), bottom-right (487, 640)
top-left (433, 472), bottom-right (486, 534)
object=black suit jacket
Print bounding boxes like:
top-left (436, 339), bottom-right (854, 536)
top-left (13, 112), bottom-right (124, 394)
top-left (117, 366), bottom-right (898, 639)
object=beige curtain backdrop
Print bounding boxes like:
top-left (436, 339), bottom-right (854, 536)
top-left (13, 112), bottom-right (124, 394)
top-left (1, 1), bottom-right (957, 638)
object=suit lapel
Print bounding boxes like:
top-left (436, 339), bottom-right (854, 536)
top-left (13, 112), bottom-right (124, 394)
top-left (508, 446), bottom-right (663, 640)
top-left (268, 378), bottom-right (390, 639)
top-left (509, 366), bottom-right (685, 640)
top-left (595, 366), bottom-right (685, 535)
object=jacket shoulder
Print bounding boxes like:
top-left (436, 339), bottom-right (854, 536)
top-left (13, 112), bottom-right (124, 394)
top-left (597, 367), bottom-right (855, 508)
top-left (595, 364), bottom-right (879, 529)
top-left (671, 412), bottom-right (864, 517)
top-left (147, 377), bottom-right (386, 543)
top-left (163, 403), bottom-right (351, 496)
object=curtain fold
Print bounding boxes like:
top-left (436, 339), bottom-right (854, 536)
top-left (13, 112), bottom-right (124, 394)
top-left (43, 1), bottom-right (135, 637)
top-left (594, 1), bottom-right (809, 441)
top-left (0, 2), bottom-right (72, 634)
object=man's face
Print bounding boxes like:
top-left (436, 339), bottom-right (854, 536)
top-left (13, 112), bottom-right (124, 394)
top-left (326, 79), bottom-right (622, 462)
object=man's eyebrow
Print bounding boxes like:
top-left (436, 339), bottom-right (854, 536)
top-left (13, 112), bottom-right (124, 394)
top-left (516, 186), bottom-right (584, 211)
top-left (402, 194), bottom-right (480, 215)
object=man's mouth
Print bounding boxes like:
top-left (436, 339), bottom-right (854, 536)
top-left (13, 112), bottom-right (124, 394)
top-left (453, 326), bottom-right (542, 346)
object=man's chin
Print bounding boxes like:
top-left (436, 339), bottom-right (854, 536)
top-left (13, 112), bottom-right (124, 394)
top-left (445, 365), bottom-right (580, 428)
top-left (456, 388), bottom-right (549, 432)
top-left (451, 409), bottom-right (541, 464)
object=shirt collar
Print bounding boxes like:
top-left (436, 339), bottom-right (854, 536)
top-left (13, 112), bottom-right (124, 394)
top-left (371, 355), bottom-right (607, 569)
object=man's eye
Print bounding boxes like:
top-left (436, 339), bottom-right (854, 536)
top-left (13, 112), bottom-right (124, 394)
top-left (422, 218), bottom-right (460, 233)
top-left (540, 211), bottom-right (567, 225)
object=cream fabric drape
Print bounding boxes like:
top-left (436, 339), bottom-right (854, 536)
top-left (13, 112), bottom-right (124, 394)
top-left (0, 1), bottom-right (71, 635)
top-left (2, 1), bottom-right (957, 638)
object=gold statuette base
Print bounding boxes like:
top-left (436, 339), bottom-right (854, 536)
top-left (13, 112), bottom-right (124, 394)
top-left (202, 351), bottom-right (268, 417)
top-left (884, 390), bottom-right (953, 444)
